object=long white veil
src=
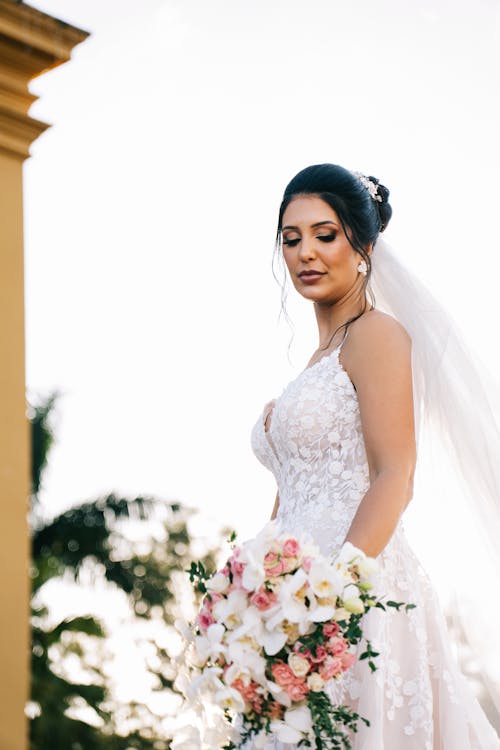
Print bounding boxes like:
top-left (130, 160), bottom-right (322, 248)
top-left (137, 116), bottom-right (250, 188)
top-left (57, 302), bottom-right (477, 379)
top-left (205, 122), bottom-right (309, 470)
top-left (371, 237), bottom-right (500, 720)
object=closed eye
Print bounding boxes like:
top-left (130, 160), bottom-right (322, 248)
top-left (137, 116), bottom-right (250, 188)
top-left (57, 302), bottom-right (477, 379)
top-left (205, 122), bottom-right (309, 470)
top-left (283, 233), bottom-right (337, 247)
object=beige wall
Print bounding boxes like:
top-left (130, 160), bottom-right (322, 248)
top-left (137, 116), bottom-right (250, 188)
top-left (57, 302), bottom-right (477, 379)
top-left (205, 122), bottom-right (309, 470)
top-left (0, 150), bottom-right (30, 750)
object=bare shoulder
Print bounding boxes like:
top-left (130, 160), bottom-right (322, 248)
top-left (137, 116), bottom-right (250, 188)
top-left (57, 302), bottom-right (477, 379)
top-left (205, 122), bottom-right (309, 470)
top-left (342, 309), bottom-right (411, 375)
top-left (349, 309), bottom-right (411, 348)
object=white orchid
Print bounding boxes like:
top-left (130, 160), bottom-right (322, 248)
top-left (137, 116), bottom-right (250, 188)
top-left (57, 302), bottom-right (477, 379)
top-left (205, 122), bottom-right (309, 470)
top-left (308, 559), bottom-right (344, 599)
top-left (269, 705), bottom-right (313, 743)
top-left (214, 686), bottom-right (246, 712)
top-left (284, 705), bottom-right (313, 733)
top-left (186, 666), bottom-right (224, 702)
top-left (308, 600), bottom-right (337, 622)
top-left (334, 541), bottom-right (366, 565)
top-left (266, 679), bottom-right (292, 707)
top-left (223, 662), bottom-right (251, 687)
top-left (170, 725), bottom-right (201, 750)
top-left (213, 588), bottom-right (247, 628)
top-left (226, 640), bottom-right (267, 680)
top-left (194, 623), bottom-right (226, 662)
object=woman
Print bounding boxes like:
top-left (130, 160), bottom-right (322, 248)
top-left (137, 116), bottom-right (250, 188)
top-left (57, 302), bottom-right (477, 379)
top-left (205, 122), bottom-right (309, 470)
top-left (250, 164), bottom-right (500, 748)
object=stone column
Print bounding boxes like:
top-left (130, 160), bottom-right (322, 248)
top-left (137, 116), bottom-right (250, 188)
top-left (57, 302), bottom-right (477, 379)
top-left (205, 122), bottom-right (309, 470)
top-left (0, 3), bottom-right (88, 748)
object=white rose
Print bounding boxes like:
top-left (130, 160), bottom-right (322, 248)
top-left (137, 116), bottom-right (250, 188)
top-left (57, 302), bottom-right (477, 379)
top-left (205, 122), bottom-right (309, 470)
top-left (307, 672), bottom-right (325, 692)
top-left (357, 556), bottom-right (379, 579)
top-left (334, 606), bottom-right (351, 621)
top-left (206, 571), bottom-right (230, 594)
top-left (343, 596), bottom-right (365, 615)
top-left (288, 653), bottom-right (310, 678)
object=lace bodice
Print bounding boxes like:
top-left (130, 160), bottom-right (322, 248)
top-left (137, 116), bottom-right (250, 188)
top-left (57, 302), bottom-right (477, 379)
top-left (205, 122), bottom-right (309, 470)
top-left (251, 340), bottom-right (392, 555)
top-left (249, 337), bottom-right (500, 749)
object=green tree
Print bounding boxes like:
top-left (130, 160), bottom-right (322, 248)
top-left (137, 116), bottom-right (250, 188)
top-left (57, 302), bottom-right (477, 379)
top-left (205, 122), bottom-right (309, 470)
top-left (29, 393), bottom-right (229, 749)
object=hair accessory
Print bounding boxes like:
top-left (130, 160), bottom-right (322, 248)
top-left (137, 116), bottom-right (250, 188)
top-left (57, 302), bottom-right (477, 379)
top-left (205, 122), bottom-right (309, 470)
top-left (353, 171), bottom-right (383, 203)
top-left (357, 260), bottom-right (368, 276)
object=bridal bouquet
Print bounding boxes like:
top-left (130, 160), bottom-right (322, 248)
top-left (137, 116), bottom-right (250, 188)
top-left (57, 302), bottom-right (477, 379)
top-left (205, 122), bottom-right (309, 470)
top-left (174, 521), bottom-right (414, 750)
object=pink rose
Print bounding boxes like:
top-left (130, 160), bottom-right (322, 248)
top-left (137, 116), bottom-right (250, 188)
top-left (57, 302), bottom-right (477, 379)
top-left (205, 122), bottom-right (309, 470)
top-left (228, 550), bottom-right (245, 577)
top-left (310, 646), bottom-right (328, 664)
top-left (205, 592), bottom-right (223, 611)
top-left (341, 651), bottom-right (356, 671)
top-left (271, 660), bottom-right (296, 687)
top-left (284, 677), bottom-right (310, 701)
top-left (327, 636), bottom-right (348, 656)
top-left (283, 538), bottom-right (300, 557)
top-left (264, 551), bottom-right (285, 577)
top-left (293, 642), bottom-right (312, 660)
top-left (229, 573), bottom-right (245, 590)
top-left (323, 622), bottom-right (339, 638)
top-left (280, 556), bottom-right (299, 574)
top-left (320, 656), bottom-right (343, 680)
top-left (229, 559), bottom-right (245, 576)
top-left (302, 556), bottom-right (313, 573)
top-left (198, 609), bottom-right (215, 633)
top-left (251, 587), bottom-right (278, 611)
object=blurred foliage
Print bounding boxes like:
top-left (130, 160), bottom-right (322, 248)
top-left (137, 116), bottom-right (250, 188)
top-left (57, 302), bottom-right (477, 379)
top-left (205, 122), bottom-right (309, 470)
top-left (28, 392), bottom-right (231, 749)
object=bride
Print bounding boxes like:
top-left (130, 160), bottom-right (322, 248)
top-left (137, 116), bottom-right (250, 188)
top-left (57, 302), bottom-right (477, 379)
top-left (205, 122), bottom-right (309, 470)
top-left (250, 164), bottom-right (500, 748)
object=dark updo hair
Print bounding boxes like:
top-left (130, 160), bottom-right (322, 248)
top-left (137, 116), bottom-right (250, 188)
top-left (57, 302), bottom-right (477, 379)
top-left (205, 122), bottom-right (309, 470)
top-left (274, 163), bottom-right (393, 351)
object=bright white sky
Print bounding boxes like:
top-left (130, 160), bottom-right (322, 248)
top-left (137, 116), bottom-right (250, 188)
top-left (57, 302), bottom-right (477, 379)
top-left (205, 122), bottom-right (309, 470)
top-left (23, 0), bottom-right (500, 714)
top-left (25, 0), bottom-right (500, 536)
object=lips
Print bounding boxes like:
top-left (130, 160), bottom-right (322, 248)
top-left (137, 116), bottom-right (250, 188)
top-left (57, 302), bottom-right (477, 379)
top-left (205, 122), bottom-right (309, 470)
top-left (298, 271), bottom-right (326, 278)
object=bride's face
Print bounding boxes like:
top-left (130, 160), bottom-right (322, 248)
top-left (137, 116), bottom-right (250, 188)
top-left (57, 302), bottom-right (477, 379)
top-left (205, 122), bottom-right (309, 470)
top-left (281, 195), bottom-right (364, 305)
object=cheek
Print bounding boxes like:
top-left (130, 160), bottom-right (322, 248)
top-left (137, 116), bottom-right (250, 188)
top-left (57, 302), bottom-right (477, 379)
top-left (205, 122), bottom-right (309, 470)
top-left (324, 244), bottom-right (355, 268)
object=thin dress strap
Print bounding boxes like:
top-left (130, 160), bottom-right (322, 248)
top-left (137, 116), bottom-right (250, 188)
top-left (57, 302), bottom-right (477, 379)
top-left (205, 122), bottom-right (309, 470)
top-left (337, 326), bottom-right (350, 351)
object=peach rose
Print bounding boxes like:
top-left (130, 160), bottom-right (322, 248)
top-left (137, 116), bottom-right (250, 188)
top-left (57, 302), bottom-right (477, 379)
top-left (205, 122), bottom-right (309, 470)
top-left (319, 656), bottom-right (343, 680)
top-left (284, 677), bottom-right (310, 701)
top-left (341, 651), bottom-right (356, 671)
top-left (323, 622), bottom-right (339, 638)
top-left (327, 636), bottom-right (348, 656)
top-left (271, 660), bottom-right (296, 687)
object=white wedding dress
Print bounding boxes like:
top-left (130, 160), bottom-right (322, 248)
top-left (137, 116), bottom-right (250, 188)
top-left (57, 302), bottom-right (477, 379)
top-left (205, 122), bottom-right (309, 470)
top-left (250, 331), bottom-right (500, 750)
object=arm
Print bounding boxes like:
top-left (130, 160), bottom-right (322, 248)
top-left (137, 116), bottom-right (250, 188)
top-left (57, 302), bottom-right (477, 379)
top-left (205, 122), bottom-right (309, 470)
top-left (270, 491), bottom-right (280, 520)
top-left (340, 312), bottom-right (416, 557)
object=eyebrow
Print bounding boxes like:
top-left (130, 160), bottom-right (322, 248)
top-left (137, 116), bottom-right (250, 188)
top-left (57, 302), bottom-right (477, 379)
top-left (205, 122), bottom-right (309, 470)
top-left (282, 220), bottom-right (338, 231)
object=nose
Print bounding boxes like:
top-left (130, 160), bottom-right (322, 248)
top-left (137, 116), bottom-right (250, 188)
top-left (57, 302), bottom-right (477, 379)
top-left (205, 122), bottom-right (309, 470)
top-left (298, 237), bottom-right (317, 261)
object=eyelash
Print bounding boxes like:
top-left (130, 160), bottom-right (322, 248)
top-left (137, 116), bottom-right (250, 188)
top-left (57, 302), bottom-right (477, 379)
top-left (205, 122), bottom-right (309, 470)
top-left (282, 233), bottom-right (337, 247)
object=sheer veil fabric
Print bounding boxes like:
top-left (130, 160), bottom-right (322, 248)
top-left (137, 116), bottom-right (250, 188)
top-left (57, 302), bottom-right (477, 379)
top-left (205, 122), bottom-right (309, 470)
top-left (370, 238), bottom-right (500, 719)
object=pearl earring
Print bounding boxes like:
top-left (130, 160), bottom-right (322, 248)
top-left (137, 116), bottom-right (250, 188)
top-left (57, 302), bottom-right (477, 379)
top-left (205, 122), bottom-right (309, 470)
top-left (357, 260), bottom-right (368, 276)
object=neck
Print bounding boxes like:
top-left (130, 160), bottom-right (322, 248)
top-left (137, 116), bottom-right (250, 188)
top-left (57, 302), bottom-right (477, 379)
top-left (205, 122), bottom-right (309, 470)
top-left (314, 288), bottom-right (368, 350)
